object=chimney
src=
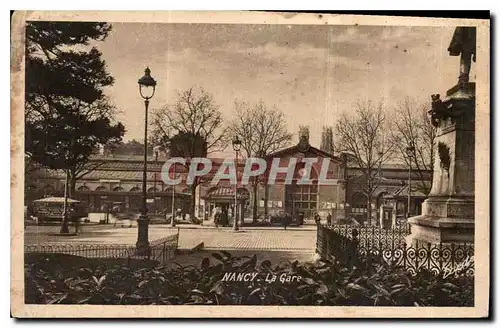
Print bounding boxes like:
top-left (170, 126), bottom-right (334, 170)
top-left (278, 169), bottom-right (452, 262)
top-left (320, 126), bottom-right (335, 155)
top-left (298, 125), bottom-right (310, 143)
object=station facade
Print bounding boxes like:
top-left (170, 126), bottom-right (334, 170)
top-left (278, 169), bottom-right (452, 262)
top-left (28, 135), bottom-right (431, 225)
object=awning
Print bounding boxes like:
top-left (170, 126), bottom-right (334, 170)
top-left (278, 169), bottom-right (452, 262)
top-left (204, 187), bottom-right (249, 200)
top-left (32, 197), bottom-right (81, 203)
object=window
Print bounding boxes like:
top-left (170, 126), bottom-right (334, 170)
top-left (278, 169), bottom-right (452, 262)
top-left (293, 184), bottom-right (318, 216)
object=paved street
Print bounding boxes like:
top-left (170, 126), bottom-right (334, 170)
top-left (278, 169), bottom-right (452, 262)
top-left (24, 224), bottom-right (317, 252)
top-left (176, 228), bottom-right (316, 251)
top-left (24, 224), bottom-right (174, 245)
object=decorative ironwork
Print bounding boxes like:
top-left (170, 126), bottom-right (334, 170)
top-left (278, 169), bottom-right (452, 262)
top-left (317, 224), bottom-right (474, 277)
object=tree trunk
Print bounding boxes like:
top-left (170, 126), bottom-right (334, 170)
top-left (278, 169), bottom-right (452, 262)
top-left (69, 172), bottom-right (77, 199)
top-left (240, 201), bottom-right (245, 226)
top-left (189, 183), bottom-right (197, 219)
top-left (264, 183), bottom-right (269, 218)
top-left (366, 196), bottom-right (372, 226)
top-left (252, 182), bottom-right (258, 224)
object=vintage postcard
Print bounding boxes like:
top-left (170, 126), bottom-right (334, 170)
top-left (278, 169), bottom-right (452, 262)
top-left (11, 11), bottom-right (490, 318)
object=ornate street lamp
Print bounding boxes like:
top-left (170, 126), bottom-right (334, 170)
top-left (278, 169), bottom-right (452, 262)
top-left (232, 135), bottom-right (241, 231)
top-left (136, 67), bottom-right (157, 250)
top-left (405, 145), bottom-right (415, 219)
top-left (171, 163), bottom-right (177, 227)
top-left (59, 170), bottom-right (70, 233)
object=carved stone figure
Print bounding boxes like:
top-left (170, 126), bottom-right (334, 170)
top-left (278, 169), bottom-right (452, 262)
top-left (448, 27), bottom-right (476, 84)
top-left (429, 94), bottom-right (446, 128)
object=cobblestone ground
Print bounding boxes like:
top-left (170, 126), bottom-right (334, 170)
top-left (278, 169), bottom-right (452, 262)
top-left (176, 228), bottom-right (316, 251)
top-left (24, 224), bottom-right (317, 266)
top-left (25, 224), bottom-right (316, 251)
top-left (24, 224), bottom-right (175, 245)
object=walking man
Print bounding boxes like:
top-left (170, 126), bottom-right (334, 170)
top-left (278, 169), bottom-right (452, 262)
top-left (326, 212), bottom-right (332, 226)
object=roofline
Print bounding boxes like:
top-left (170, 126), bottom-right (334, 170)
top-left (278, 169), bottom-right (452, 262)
top-left (267, 145), bottom-right (343, 163)
top-left (346, 165), bottom-right (433, 173)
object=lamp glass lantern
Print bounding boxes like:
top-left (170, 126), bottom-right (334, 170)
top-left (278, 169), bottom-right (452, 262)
top-left (232, 135), bottom-right (242, 152)
top-left (138, 67), bottom-right (157, 99)
top-left (405, 145), bottom-right (415, 157)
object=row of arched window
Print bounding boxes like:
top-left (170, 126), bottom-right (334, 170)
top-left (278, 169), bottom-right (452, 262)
top-left (39, 184), bottom-right (251, 196)
top-left (76, 185), bottom-right (171, 193)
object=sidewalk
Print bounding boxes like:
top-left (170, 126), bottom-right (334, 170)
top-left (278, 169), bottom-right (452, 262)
top-left (175, 228), bottom-right (316, 251)
top-left (171, 219), bottom-right (319, 231)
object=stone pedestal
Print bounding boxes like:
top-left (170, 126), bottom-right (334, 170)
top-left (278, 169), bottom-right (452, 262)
top-left (136, 214), bottom-right (150, 249)
top-left (407, 82), bottom-right (475, 244)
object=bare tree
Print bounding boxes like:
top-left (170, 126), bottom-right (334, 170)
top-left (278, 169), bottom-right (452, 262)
top-left (229, 100), bottom-right (293, 224)
top-left (390, 97), bottom-right (436, 195)
top-left (150, 87), bottom-right (228, 218)
top-left (335, 100), bottom-right (394, 226)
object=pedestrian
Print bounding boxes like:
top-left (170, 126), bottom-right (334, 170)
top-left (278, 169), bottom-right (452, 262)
top-left (74, 217), bottom-right (80, 234)
top-left (222, 207), bottom-right (229, 227)
top-left (314, 212), bottom-right (320, 225)
top-left (326, 213), bottom-right (332, 226)
top-left (283, 213), bottom-right (290, 230)
top-left (214, 211), bottom-right (220, 228)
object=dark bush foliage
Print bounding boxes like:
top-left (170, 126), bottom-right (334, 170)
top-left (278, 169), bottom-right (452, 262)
top-left (25, 252), bottom-right (473, 306)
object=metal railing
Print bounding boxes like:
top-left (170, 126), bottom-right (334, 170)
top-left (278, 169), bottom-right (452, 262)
top-left (317, 224), bottom-right (474, 276)
top-left (25, 232), bottom-right (179, 265)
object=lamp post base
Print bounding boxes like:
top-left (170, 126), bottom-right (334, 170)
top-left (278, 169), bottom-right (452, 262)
top-left (136, 214), bottom-right (150, 249)
top-left (59, 215), bottom-right (69, 234)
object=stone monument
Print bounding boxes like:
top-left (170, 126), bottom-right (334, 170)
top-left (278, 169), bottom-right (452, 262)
top-left (407, 27), bottom-right (476, 244)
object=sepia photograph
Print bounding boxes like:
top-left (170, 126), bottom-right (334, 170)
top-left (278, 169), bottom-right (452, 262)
top-left (10, 11), bottom-right (490, 318)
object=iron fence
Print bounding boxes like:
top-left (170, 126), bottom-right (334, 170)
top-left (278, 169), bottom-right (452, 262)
top-left (328, 224), bottom-right (411, 248)
top-left (132, 233), bottom-right (179, 264)
top-left (25, 232), bottom-right (179, 265)
top-left (316, 224), bottom-right (474, 276)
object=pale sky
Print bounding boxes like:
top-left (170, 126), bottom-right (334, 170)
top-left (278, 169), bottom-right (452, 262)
top-left (96, 23), bottom-right (473, 153)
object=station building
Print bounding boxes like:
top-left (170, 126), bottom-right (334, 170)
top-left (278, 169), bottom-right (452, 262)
top-left (27, 131), bottom-right (431, 225)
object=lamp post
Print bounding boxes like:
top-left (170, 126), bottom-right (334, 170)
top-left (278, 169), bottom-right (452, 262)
top-left (154, 150), bottom-right (158, 214)
top-left (59, 170), bottom-right (70, 233)
top-left (405, 145), bottom-right (415, 219)
top-left (171, 163), bottom-right (176, 227)
top-left (232, 135), bottom-right (241, 231)
top-left (136, 67), bottom-right (157, 250)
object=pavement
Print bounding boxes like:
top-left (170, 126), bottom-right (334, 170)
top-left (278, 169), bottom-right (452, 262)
top-left (176, 216), bottom-right (320, 230)
top-left (176, 228), bottom-right (316, 251)
top-left (24, 223), bottom-right (316, 252)
top-left (174, 223), bottom-right (318, 231)
top-left (24, 224), bottom-right (175, 245)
